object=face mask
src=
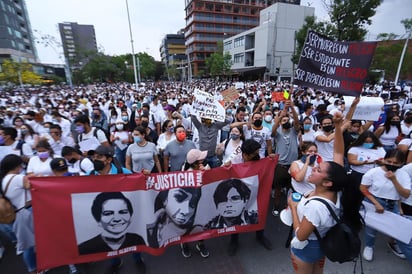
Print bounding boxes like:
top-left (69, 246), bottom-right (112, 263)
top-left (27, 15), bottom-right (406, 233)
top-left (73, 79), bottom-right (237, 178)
top-left (385, 164), bottom-right (400, 172)
top-left (15, 121), bottom-right (23, 126)
top-left (0, 136), bottom-right (4, 145)
top-left (122, 116), bottom-right (128, 122)
top-left (264, 115), bottom-right (272, 122)
top-left (68, 158), bottom-right (77, 164)
top-left (93, 114), bottom-right (100, 119)
top-left (38, 151), bottom-right (49, 159)
top-left (253, 120), bottom-right (262, 127)
top-left (134, 136), bottom-right (142, 143)
top-left (111, 116), bottom-right (117, 120)
top-left (168, 127), bottom-right (174, 133)
top-left (362, 143), bottom-right (374, 149)
top-left (21, 129), bottom-right (28, 135)
top-left (141, 121), bottom-right (149, 128)
top-left (76, 125), bottom-right (85, 134)
top-left (323, 125), bottom-right (334, 132)
top-left (282, 122), bottom-right (291, 129)
top-left (93, 160), bottom-right (105, 171)
top-left (301, 154), bottom-right (317, 165)
top-left (230, 134), bottom-right (240, 140)
top-left (303, 124), bottom-right (312, 131)
top-left (176, 132), bottom-right (186, 142)
top-left (390, 121), bottom-right (400, 126)
top-left (226, 109), bottom-right (232, 115)
top-left (116, 124), bottom-right (124, 130)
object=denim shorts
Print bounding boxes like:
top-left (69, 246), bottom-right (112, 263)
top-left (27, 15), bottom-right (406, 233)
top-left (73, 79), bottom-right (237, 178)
top-left (291, 239), bottom-right (324, 263)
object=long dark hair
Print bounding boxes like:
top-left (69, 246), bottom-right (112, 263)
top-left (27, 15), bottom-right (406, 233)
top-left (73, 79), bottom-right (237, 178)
top-left (383, 112), bottom-right (401, 134)
top-left (0, 154), bottom-right (23, 184)
top-left (350, 131), bottom-right (383, 149)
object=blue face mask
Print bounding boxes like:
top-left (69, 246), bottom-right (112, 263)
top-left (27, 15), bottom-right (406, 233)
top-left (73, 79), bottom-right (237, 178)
top-left (362, 143), bottom-right (374, 149)
top-left (76, 125), bottom-right (85, 134)
top-left (303, 124), bottom-right (312, 131)
top-left (230, 134), bottom-right (240, 140)
top-left (0, 136), bottom-right (4, 145)
top-left (134, 136), bottom-right (142, 143)
top-left (301, 154), bottom-right (317, 165)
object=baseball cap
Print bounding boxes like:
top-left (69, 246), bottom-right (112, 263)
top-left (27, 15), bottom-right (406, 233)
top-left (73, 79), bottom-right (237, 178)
top-left (94, 145), bottom-right (114, 157)
top-left (186, 149), bottom-right (208, 164)
top-left (50, 158), bottom-right (68, 171)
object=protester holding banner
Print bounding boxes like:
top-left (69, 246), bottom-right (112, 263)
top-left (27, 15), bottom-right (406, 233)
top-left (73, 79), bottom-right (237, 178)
top-left (360, 149), bottom-right (411, 262)
top-left (125, 126), bottom-right (161, 174)
top-left (85, 147), bottom-right (146, 273)
top-left (0, 154), bottom-right (37, 274)
top-left (226, 139), bottom-right (273, 256)
top-left (288, 112), bottom-right (362, 274)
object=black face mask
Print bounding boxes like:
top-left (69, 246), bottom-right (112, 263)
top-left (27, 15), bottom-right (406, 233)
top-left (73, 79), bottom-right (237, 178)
top-left (390, 121), bottom-right (400, 126)
top-left (68, 158), bottom-right (77, 164)
top-left (282, 122), bottom-right (291, 129)
top-left (93, 160), bottom-right (105, 171)
top-left (253, 120), bottom-right (263, 127)
top-left (323, 125), bottom-right (334, 132)
top-left (141, 121), bottom-right (149, 128)
top-left (385, 164), bottom-right (400, 172)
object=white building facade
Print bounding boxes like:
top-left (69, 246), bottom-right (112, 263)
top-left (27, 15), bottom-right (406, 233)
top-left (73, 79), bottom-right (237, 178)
top-left (223, 3), bottom-right (314, 81)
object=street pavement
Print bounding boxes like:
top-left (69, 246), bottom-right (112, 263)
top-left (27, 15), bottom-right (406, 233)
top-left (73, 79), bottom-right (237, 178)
top-left (1, 201), bottom-right (411, 274)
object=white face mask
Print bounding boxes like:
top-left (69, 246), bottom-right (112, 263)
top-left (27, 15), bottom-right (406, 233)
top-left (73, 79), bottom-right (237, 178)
top-left (264, 115), bottom-right (272, 122)
top-left (116, 124), bottom-right (124, 130)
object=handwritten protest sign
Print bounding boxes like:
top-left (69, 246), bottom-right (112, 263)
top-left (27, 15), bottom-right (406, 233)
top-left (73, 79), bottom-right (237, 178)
top-left (221, 87), bottom-right (240, 102)
top-left (193, 89), bottom-right (225, 122)
top-left (342, 96), bottom-right (384, 121)
top-left (294, 30), bottom-right (377, 96)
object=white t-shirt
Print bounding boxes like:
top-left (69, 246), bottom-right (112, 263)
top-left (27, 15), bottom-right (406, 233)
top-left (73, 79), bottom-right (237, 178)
top-left (290, 160), bottom-right (316, 195)
top-left (347, 146), bottom-right (386, 174)
top-left (26, 156), bottom-right (54, 176)
top-left (314, 130), bottom-right (334, 162)
top-left (244, 127), bottom-right (272, 158)
top-left (399, 163), bottom-right (412, 206)
top-left (222, 139), bottom-right (243, 165)
top-left (1, 174), bottom-right (31, 209)
top-left (361, 166), bottom-right (410, 200)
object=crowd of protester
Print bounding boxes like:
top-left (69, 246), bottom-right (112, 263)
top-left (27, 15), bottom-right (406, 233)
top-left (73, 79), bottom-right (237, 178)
top-left (0, 79), bottom-right (412, 274)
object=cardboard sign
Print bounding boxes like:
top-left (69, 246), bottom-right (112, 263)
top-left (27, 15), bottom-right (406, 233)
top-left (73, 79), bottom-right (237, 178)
top-left (193, 89), bottom-right (226, 122)
top-left (343, 96), bottom-right (384, 121)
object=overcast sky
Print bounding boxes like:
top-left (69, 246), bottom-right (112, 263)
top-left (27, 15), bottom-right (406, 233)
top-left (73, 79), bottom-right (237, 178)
top-left (25, 0), bottom-right (412, 65)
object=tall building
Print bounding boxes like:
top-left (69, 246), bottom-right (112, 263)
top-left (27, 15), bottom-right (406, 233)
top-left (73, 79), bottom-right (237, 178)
top-left (160, 30), bottom-right (187, 80)
top-left (58, 22), bottom-right (97, 68)
top-left (224, 2), bottom-right (314, 80)
top-left (184, 0), bottom-right (301, 76)
top-left (0, 0), bottom-right (37, 64)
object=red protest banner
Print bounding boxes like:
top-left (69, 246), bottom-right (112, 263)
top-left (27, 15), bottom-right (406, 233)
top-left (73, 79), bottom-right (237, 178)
top-left (294, 30), bottom-right (377, 96)
top-left (30, 157), bottom-right (277, 271)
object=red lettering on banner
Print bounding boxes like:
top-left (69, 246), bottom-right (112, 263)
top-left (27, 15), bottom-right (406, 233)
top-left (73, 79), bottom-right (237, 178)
top-left (348, 44), bottom-right (375, 55)
top-left (335, 67), bottom-right (368, 80)
top-left (341, 80), bottom-right (363, 91)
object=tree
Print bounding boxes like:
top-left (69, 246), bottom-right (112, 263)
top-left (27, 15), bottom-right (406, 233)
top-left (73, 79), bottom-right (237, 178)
top-left (205, 41), bottom-right (232, 78)
top-left (376, 33), bottom-right (399, 41)
top-left (0, 59), bottom-right (43, 85)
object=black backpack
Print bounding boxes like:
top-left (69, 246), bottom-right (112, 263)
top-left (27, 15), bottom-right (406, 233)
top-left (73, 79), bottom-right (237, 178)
top-left (306, 198), bottom-right (361, 264)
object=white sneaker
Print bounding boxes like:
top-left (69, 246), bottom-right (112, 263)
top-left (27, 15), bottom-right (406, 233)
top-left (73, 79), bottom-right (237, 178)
top-left (363, 246), bottom-right (374, 261)
top-left (0, 246), bottom-right (5, 259)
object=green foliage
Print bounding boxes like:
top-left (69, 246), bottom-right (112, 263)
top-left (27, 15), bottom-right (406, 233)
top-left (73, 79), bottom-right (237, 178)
top-left (0, 59), bottom-right (43, 85)
top-left (376, 33), bottom-right (399, 41)
top-left (205, 41), bottom-right (232, 78)
top-left (328, 0), bottom-right (381, 41)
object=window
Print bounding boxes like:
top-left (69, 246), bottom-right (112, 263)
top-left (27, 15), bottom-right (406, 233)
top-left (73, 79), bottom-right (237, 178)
top-left (234, 37), bottom-right (244, 48)
top-left (234, 53), bottom-right (244, 64)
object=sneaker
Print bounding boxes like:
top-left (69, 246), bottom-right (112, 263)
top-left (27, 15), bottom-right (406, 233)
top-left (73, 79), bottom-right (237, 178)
top-left (0, 246), bottom-right (4, 260)
top-left (196, 242), bottom-right (210, 258)
top-left (388, 242), bottom-right (406, 259)
top-left (180, 243), bottom-right (192, 258)
top-left (272, 208), bottom-right (280, 217)
top-left (363, 246), bottom-right (374, 261)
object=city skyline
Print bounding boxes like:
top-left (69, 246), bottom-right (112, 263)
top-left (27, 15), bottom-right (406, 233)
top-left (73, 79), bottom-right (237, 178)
top-left (25, 0), bottom-right (412, 65)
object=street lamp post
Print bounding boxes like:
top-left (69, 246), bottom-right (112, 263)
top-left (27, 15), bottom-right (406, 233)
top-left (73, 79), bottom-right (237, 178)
top-left (394, 29), bottom-right (411, 85)
top-left (125, 0), bottom-right (139, 88)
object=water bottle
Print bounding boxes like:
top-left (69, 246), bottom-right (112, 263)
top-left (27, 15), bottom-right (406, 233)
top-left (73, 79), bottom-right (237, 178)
top-left (292, 192), bottom-right (302, 202)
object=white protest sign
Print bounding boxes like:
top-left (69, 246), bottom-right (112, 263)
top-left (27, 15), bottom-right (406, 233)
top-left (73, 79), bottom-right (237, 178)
top-left (235, 82), bottom-right (244, 90)
top-left (343, 96), bottom-right (384, 121)
top-left (193, 89), bottom-right (226, 122)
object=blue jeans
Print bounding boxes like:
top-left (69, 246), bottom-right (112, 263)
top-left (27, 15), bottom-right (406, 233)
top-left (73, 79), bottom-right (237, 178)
top-left (23, 246), bottom-right (37, 272)
top-left (206, 155), bottom-right (221, 168)
top-left (0, 223), bottom-right (17, 243)
top-left (115, 147), bottom-right (127, 167)
top-left (364, 197), bottom-right (400, 248)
